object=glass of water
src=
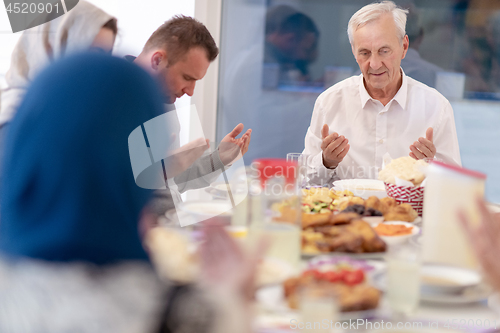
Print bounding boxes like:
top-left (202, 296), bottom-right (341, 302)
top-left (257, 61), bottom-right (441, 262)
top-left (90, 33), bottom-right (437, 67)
top-left (299, 284), bottom-right (339, 333)
top-left (286, 153), bottom-right (309, 188)
top-left (247, 158), bottom-right (302, 271)
top-left (386, 243), bottom-right (421, 317)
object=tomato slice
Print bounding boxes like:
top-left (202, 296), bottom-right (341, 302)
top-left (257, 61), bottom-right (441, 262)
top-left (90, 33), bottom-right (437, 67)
top-left (337, 269), bottom-right (349, 280)
top-left (323, 271), bottom-right (341, 283)
top-left (302, 269), bottom-right (325, 280)
top-left (302, 269), bottom-right (317, 277)
top-left (343, 269), bottom-right (365, 285)
top-left (315, 271), bottom-right (328, 281)
top-left (303, 268), bottom-right (365, 285)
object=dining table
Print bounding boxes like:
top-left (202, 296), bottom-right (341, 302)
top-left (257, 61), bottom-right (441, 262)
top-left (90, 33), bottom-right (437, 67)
top-left (152, 176), bottom-right (500, 333)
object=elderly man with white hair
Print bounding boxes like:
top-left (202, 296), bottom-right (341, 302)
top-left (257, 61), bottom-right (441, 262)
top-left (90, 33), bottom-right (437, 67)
top-left (303, 1), bottom-right (461, 183)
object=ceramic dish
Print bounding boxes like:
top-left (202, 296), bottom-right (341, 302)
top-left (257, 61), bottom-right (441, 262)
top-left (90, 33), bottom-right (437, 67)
top-left (375, 221), bottom-right (420, 246)
top-left (178, 201), bottom-right (233, 226)
top-left (302, 251), bottom-right (386, 260)
top-left (256, 259), bottom-right (385, 321)
top-left (307, 256), bottom-right (386, 282)
top-left (374, 264), bottom-right (489, 304)
top-left (333, 179), bottom-right (387, 199)
top-left (362, 216), bottom-right (385, 226)
top-left (409, 233), bottom-right (423, 247)
top-left (420, 264), bottom-right (482, 295)
top-left (179, 200), bottom-right (232, 216)
top-left (420, 282), bottom-right (491, 305)
top-left (256, 285), bottom-right (380, 322)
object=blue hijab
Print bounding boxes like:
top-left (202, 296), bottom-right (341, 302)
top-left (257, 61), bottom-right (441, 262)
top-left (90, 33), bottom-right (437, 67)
top-left (0, 53), bottom-right (166, 264)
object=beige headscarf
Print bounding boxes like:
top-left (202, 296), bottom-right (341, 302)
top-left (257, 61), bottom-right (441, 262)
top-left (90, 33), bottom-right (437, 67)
top-left (0, 1), bottom-right (115, 126)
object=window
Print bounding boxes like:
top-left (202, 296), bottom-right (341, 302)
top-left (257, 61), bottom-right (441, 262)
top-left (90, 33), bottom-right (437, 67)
top-left (217, 0), bottom-right (500, 202)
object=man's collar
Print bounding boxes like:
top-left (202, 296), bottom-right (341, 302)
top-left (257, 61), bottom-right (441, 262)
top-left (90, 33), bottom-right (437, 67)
top-left (359, 68), bottom-right (408, 110)
top-left (359, 73), bottom-right (372, 108)
top-left (393, 68), bottom-right (408, 110)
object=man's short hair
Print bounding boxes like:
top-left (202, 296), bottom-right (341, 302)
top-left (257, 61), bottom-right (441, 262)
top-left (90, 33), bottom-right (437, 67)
top-left (347, 1), bottom-right (408, 45)
top-left (143, 15), bottom-right (219, 64)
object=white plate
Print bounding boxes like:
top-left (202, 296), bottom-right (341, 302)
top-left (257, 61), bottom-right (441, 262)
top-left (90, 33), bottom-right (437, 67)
top-left (178, 201), bottom-right (233, 226)
top-left (363, 216), bottom-right (385, 226)
top-left (409, 233), bottom-right (423, 247)
top-left (375, 221), bottom-right (420, 246)
top-left (420, 282), bottom-right (491, 304)
top-left (256, 285), bottom-right (381, 322)
top-left (383, 216), bottom-right (422, 225)
top-left (333, 179), bottom-right (387, 199)
top-left (204, 187), bottom-right (227, 199)
top-left (307, 256), bottom-right (386, 282)
top-left (302, 251), bottom-right (386, 260)
top-left (374, 265), bottom-right (490, 305)
top-left (179, 201), bottom-right (233, 217)
top-left (488, 292), bottom-right (500, 314)
top-left (420, 264), bottom-right (482, 295)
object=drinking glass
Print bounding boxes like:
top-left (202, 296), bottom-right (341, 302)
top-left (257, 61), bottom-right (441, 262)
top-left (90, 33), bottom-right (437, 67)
top-left (386, 243), bottom-right (421, 317)
top-left (299, 284), bottom-right (339, 333)
top-left (247, 158), bottom-right (302, 270)
top-left (286, 153), bottom-right (310, 188)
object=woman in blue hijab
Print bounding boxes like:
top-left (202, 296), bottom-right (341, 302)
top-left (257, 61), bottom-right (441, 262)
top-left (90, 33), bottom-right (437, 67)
top-left (0, 51), bottom-right (160, 264)
top-left (0, 53), bottom-right (257, 333)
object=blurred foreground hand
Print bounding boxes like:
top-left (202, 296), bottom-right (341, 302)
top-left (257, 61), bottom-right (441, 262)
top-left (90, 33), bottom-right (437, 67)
top-left (163, 137), bottom-right (209, 177)
top-left (459, 199), bottom-right (500, 292)
top-left (199, 221), bottom-right (267, 301)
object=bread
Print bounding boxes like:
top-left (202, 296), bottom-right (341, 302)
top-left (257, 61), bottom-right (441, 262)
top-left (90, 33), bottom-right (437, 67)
top-left (338, 196), bottom-right (365, 211)
top-left (365, 196), bottom-right (383, 212)
top-left (378, 156), bottom-right (428, 186)
top-left (379, 197), bottom-right (397, 214)
top-left (301, 212), bottom-right (331, 228)
top-left (384, 203), bottom-right (418, 222)
top-left (345, 219), bottom-right (387, 253)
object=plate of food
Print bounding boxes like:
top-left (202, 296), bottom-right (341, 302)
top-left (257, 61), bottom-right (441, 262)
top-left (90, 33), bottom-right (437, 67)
top-left (373, 221), bottom-right (420, 246)
top-left (420, 283), bottom-right (491, 305)
top-left (301, 212), bottom-right (387, 259)
top-left (256, 257), bottom-right (383, 320)
top-left (205, 183), bottom-right (230, 199)
top-left (336, 196), bottom-right (419, 223)
top-left (306, 256), bottom-right (386, 279)
top-left (373, 263), bottom-right (490, 305)
top-left (178, 201), bottom-right (233, 223)
top-left (333, 179), bottom-right (387, 199)
top-left (273, 186), bottom-right (421, 259)
top-left (147, 227), bottom-right (295, 288)
top-left (420, 264), bottom-right (482, 295)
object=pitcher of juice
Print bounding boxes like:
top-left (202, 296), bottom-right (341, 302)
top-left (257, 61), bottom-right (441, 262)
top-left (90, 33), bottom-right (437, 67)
top-left (422, 161), bottom-right (486, 269)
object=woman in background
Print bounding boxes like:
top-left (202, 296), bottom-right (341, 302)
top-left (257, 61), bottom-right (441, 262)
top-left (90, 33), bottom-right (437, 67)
top-left (0, 53), bottom-right (257, 333)
top-left (0, 0), bottom-right (117, 158)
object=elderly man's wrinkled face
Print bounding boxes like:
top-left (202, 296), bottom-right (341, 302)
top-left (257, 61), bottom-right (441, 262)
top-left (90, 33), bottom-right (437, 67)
top-left (352, 14), bottom-right (408, 94)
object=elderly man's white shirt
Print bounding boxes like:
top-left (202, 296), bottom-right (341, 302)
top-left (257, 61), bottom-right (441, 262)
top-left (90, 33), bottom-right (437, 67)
top-left (303, 70), bottom-right (461, 184)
